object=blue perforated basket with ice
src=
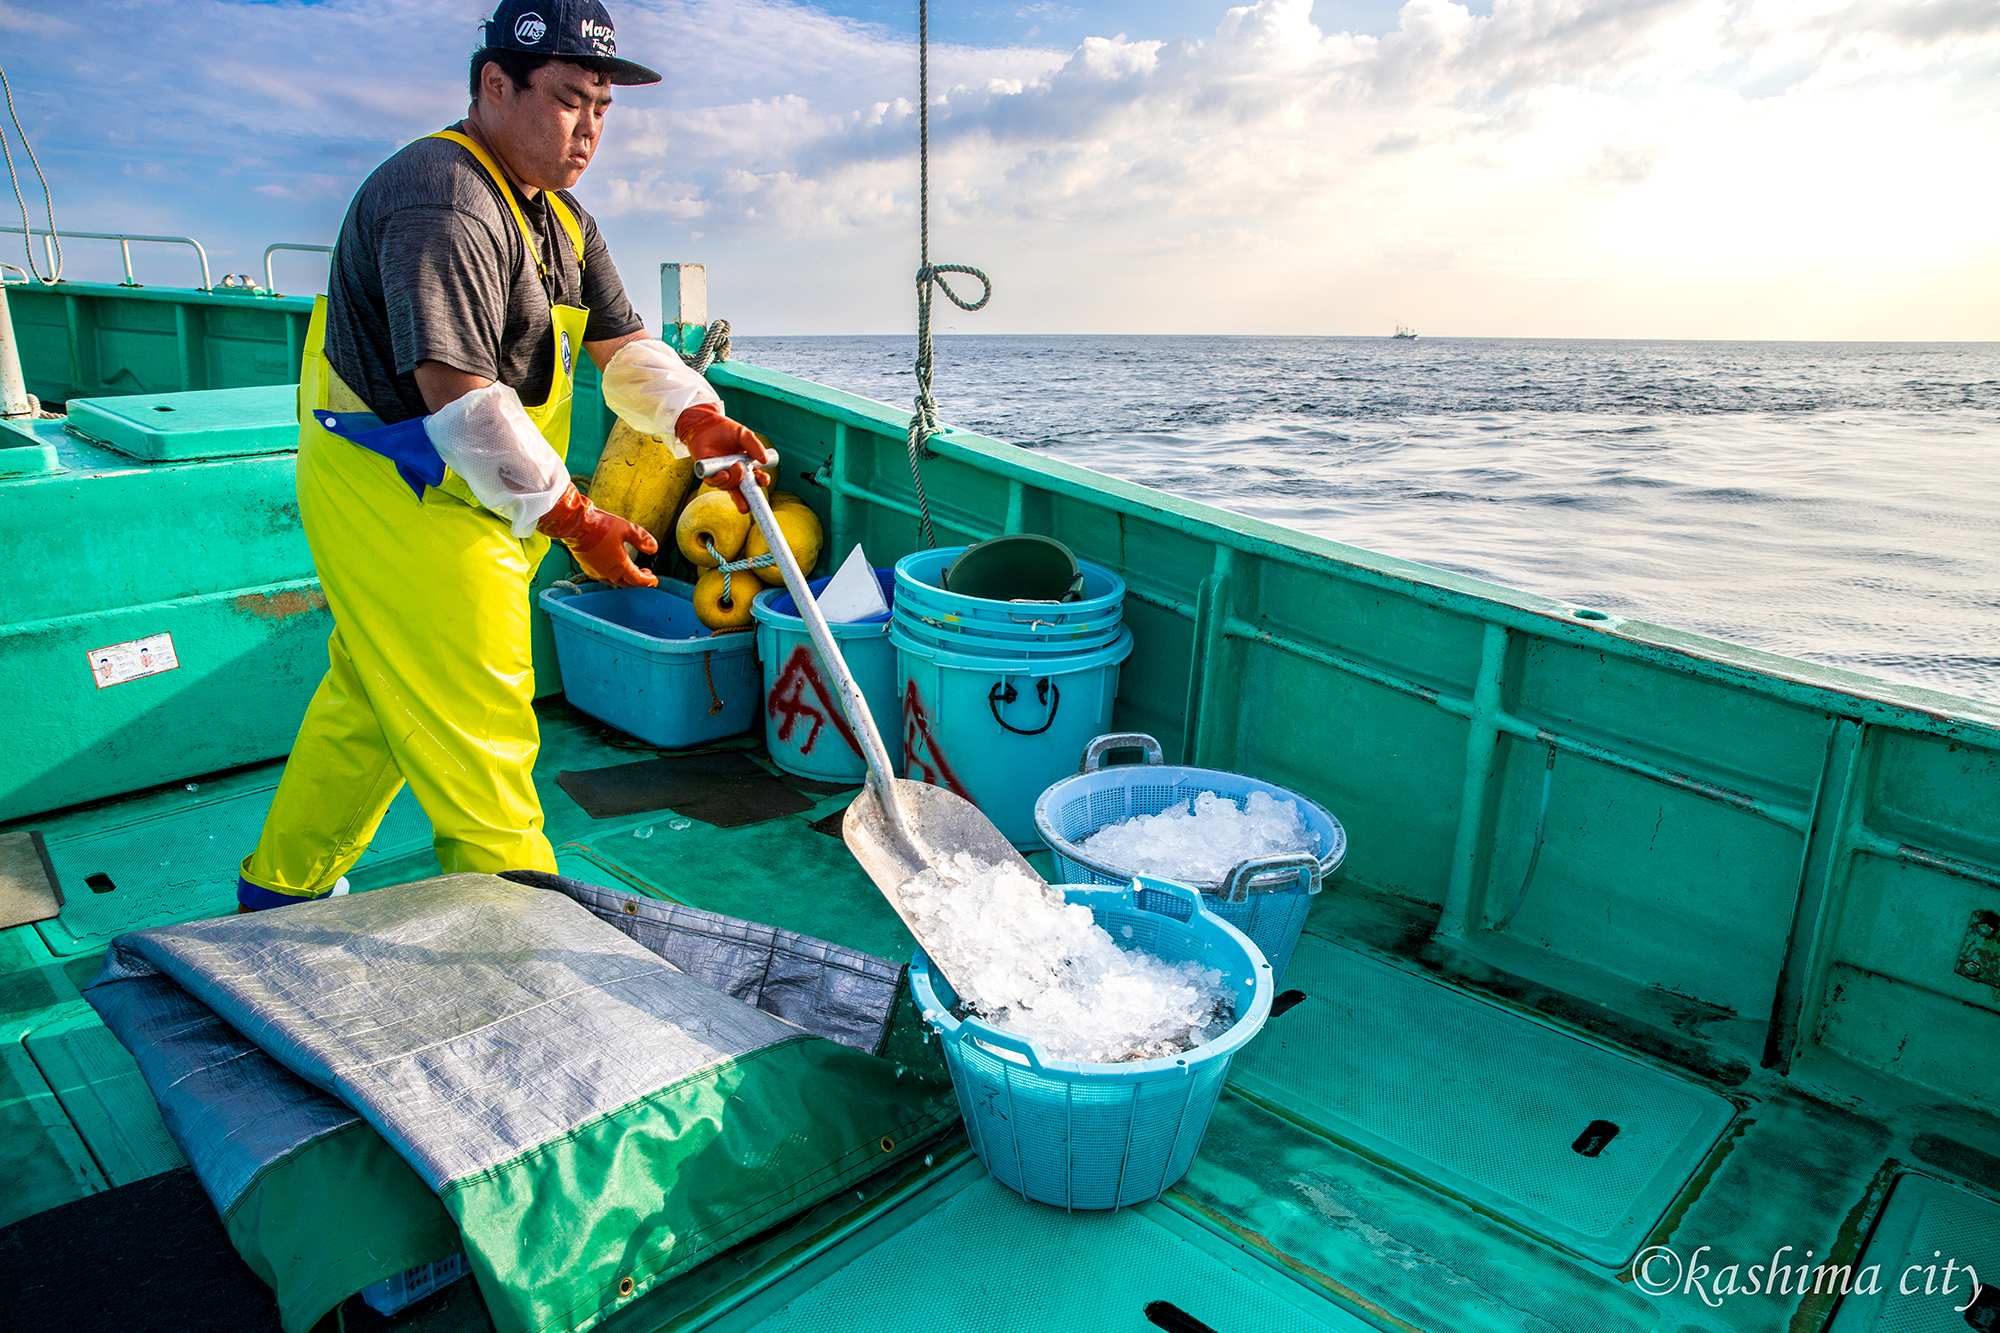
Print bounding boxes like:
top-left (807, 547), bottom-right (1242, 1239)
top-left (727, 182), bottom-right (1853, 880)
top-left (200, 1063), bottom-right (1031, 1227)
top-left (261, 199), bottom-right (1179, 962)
top-left (910, 878), bottom-right (1274, 1211)
top-left (1033, 733), bottom-right (1348, 984)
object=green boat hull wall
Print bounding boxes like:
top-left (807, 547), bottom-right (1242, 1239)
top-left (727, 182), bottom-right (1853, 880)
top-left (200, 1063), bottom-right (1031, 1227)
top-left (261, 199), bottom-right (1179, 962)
top-left (0, 282), bottom-right (615, 822)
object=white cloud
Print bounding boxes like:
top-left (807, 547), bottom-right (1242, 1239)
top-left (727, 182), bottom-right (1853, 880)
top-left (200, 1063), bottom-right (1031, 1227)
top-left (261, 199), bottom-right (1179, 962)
top-left (2, 0), bottom-right (1994, 337)
top-left (0, 1), bottom-right (74, 34)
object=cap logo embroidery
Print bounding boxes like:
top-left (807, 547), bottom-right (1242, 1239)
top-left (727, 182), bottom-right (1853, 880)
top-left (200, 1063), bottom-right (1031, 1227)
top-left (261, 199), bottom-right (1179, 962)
top-left (580, 16), bottom-right (616, 54)
top-left (514, 12), bottom-right (547, 43)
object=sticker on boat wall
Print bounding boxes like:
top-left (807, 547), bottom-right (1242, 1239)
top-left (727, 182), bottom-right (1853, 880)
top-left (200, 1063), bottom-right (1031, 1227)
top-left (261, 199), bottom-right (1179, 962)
top-left (87, 633), bottom-right (179, 689)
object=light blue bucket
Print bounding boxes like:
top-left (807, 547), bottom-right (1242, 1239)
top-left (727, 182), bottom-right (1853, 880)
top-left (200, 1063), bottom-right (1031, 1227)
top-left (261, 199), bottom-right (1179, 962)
top-left (891, 621), bottom-right (1133, 848)
top-left (751, 570), bottom-right (902, 784)
top-left (910, 878), bottom-right (1274, 1211)
top-left (893, 548), bottom-right (1125, 652)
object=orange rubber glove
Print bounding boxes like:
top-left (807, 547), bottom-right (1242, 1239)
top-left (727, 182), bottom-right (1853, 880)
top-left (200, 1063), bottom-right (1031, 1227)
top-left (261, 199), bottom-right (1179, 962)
top-left (537, 484), bottom-right (658, 588)
top-left (676, 403), bottom-right (774, 513)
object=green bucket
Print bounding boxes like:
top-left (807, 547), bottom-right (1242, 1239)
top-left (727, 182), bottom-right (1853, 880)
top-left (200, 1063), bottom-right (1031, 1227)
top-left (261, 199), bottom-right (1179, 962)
top-left (943, 535), bottom-right (1086, 603)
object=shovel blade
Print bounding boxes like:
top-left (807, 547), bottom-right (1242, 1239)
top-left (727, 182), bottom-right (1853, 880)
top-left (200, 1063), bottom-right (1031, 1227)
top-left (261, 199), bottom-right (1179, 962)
top-left (841, 779), bottom-right (1048, 953)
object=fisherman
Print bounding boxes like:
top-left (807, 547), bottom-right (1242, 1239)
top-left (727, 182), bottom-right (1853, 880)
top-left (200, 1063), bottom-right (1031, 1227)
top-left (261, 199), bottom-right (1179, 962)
top-left (235, 0), bottom-right (770, 911)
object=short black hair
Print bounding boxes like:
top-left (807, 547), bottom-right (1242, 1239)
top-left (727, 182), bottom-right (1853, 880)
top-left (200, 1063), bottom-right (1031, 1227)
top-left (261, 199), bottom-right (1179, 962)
top-left (469, 46), bottom-right (554, 99)
top-left (468, 46), bottom-right (617, 100)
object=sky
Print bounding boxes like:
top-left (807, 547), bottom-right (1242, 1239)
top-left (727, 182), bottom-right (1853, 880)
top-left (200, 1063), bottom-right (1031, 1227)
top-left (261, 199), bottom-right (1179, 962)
top-left (0, 0), bottom-right (1996, 338)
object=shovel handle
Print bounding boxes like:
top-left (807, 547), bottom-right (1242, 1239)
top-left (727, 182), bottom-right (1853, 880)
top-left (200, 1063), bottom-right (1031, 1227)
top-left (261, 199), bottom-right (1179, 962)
top-left (694, 450), bottom-right (778, 480)
top-left (723, 456), bottom-right (902, 803)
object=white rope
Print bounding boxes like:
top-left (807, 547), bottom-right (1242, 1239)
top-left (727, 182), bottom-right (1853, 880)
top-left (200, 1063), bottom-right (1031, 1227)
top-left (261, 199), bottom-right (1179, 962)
top-left (906, 0), bottom-right (991, 549)
top-left (0, 64), bottom-right (60, 284)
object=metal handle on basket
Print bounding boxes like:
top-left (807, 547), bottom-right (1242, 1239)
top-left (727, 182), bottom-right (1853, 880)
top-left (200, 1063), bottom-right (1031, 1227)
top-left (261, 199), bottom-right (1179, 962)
top-left (1081, 732), bottom-right (1164, 773)
top-left (1219, 853), bottom-right (1320, 905)
top-left (961, 1019), bottom-right (1050, 1072)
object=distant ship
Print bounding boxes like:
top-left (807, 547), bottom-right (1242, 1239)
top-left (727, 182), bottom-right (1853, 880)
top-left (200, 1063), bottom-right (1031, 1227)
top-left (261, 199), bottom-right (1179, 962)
top-left (1393, 325), bottom-right (1418, 339)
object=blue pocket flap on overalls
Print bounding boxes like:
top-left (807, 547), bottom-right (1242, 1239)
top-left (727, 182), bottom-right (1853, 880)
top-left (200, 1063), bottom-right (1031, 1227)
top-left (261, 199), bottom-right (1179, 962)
top-left (312, 409), bottom-right (446, 499)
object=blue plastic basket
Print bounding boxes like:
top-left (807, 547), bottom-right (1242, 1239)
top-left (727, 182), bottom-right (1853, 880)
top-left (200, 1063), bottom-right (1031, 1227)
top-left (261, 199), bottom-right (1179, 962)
top-left (1032, 734), bottom-right (1348, 984)
top-left (539, 580), bottom-right (759, 748)
top-left (909, 879), bottom-right (1274, 1211)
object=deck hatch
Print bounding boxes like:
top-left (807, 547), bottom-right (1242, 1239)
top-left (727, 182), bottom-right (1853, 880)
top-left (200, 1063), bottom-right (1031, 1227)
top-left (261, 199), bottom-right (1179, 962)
top-left (1229, 935), bottom-right (1737, 1267)
top-left (34, 775), bottom-right (434, 957)
top-left (737, 1177), bottom-right (1370, 1333)
top-left (64, 384), bottom-right (299, 462)
top-left (1830, 1174), bottom-right (1999, 1332)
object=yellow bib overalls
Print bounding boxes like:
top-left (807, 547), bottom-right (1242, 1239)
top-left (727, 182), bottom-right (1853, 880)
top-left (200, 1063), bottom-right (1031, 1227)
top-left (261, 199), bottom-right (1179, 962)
top-left (239, 131), bottom-right (591, 907)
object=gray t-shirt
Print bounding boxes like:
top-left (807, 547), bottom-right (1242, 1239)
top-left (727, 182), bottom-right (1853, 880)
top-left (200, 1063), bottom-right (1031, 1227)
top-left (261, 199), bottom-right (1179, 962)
top-left (322, 130), bottom-right (646, 424)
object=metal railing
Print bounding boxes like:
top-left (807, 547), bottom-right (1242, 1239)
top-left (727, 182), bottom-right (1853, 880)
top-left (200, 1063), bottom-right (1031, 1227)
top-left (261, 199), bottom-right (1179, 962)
top-left (0, 226), bottom-right (212, 290)
top-left (262, 243), bottom-right (334, 296)
top-left (0, 262), bottom-right (27, 284)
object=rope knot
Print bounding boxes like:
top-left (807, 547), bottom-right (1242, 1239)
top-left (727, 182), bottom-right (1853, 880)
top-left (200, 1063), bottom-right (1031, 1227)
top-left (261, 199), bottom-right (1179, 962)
top-left (704, 536), bottom-right (777, 609)
top-left (918, 263), bottom-right (991, 313)
top-left (673, 319), bottom-right (732, 373)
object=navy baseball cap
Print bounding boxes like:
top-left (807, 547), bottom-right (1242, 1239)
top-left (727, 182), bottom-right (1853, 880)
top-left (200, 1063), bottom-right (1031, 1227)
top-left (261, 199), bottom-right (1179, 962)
top-left (483, 0), bottom-right (662, 86)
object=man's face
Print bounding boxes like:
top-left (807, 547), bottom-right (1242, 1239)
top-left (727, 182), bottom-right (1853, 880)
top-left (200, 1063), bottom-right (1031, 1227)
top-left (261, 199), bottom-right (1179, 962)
top-left (480, 60), bottom-right (613, 192)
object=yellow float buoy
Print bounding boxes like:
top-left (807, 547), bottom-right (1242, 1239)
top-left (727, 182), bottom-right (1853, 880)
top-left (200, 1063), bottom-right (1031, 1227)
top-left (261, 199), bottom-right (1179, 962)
top-left (744, 502), bottom-right (824, 586)
top-left (676, 490), bottom-right (752, 566)
top-left (692, 567), bottom-right (759, 631)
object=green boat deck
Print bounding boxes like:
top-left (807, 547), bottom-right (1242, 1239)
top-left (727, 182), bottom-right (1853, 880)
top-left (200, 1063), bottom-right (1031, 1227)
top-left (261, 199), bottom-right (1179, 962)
top-left (3, 277), bottom-right (1997, 1332)
top-left (6, 716), bottom-right (1996, 1333)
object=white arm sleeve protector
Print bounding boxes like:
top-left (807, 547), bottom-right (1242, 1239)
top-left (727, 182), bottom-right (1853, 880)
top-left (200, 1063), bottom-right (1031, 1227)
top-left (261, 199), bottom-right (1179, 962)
top-left (422, 382), bottom-right (571, 538)
top-left (600, 338), bottom-right (722, 447)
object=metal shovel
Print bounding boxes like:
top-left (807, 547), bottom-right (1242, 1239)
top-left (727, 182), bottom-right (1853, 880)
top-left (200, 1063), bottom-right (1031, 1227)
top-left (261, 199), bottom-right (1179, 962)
top-left (694, 453), bottom-right (1053, 958)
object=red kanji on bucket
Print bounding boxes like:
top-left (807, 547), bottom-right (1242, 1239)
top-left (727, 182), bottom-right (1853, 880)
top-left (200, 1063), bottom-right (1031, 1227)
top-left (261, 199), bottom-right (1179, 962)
top-left (768, 646), bottom-right (862, 758)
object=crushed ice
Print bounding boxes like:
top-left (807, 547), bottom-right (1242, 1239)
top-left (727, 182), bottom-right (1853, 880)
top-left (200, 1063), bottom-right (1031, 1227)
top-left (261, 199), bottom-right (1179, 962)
top-left (1080, 790), bottom-right (1317, 883)
top-left (901, 852), bottom-right (1232, 1064)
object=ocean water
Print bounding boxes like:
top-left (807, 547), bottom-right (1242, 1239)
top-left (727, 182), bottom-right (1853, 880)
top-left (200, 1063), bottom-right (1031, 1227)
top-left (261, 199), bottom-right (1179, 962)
top-left (735, 336), bottom-right (2000, 704)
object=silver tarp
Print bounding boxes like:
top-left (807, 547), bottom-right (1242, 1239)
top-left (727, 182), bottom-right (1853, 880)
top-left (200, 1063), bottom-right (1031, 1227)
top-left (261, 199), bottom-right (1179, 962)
top-left (87, 872), bottom-right (905, 1212)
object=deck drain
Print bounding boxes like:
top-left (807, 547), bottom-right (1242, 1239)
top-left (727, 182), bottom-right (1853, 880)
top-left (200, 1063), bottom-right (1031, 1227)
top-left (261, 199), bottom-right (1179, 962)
top-left (1572, 1120), bottom-right (1621, 1157)
top-left (1144, 1300), bottom-right (1222, 1333)
top-left (1269, 989), bottom-right (1307, 1017)
top-left (85, 873), bottom-right (117, 894)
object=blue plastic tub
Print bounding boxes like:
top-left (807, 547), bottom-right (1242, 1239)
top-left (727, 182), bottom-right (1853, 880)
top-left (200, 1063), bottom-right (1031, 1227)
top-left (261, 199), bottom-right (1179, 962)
top-left (751, 570), bottom-right (902, 783)
top-left (892, 623), bottom-right (1133, 848)
top-left (910, 878), bottom-right (1274, 1211)
top-left (1032, 733), bottom-right (1348, 984)
top-left (539, 580), bottom-right (759, 748)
